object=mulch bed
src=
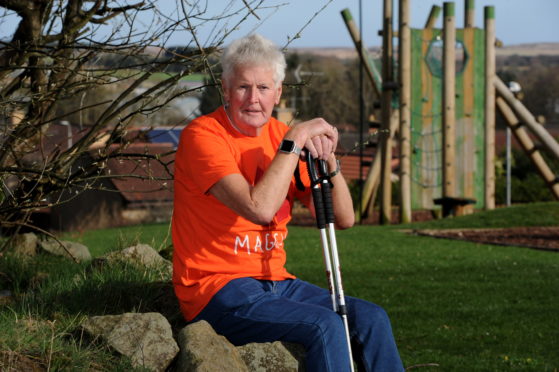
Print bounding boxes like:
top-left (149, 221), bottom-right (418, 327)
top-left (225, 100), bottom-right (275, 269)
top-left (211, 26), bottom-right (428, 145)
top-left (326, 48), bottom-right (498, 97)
top-left (292, 205), bottom-right (559, 252)
top-left (412, 226), bottom-right (559, 252)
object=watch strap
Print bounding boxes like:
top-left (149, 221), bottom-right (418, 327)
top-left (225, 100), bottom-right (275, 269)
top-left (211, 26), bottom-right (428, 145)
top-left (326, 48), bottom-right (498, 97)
top-left (279, 139), bottom-right (302, 155)
top-left (329, 159), bottom-right (341, 177)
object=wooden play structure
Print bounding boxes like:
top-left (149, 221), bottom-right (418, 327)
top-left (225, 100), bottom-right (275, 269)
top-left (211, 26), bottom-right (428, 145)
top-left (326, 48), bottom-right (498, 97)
top-left (342, 0), bottom-right (559, 224)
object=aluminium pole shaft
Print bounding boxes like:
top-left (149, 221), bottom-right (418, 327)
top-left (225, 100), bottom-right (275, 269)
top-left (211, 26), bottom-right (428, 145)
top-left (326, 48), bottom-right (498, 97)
top-left (307, 153), bottom-right (354, 371)
top-left (319, 169), bottom-right (354, 371)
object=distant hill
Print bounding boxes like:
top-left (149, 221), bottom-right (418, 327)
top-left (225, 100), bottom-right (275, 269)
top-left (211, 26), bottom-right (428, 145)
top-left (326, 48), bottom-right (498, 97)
top-left (496, 42), bottom-right (559, 57)
top-left (286, 47), bottom-right (380, 60)
top-left (288, 42), bottom-right (559, 60)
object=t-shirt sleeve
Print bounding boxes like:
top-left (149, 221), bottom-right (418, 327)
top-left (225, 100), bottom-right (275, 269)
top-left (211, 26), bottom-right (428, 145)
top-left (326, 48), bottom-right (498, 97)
top-left (178, 122), bottom-right (240, 195)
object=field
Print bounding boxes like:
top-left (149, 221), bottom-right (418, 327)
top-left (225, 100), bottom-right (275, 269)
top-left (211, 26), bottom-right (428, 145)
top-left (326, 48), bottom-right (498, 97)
top-left (1, 202), bottom-right (558, 370)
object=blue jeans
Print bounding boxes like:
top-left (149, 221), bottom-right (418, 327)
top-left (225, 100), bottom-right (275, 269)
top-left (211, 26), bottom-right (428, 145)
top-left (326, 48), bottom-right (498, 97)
top-left (193, 278), bottom-right (404, 372)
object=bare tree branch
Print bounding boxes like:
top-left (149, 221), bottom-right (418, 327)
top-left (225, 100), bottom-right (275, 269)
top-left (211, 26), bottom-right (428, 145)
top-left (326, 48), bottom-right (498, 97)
top-left (0, 0), bottom-right (301, 235)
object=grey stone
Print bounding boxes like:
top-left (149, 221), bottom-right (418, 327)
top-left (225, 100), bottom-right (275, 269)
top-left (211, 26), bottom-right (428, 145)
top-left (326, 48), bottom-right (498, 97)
top-left (81, 312), bottom-right (179, 372)
top-left (104, 244), bottom-right (172, 278)
top-left (176, 320), bottom-right (248, 372)
top-left (39, 238), bottom-right (91, 262)
top-left (237, 341), bottom-right (301, 372)
top-left (11, 233), bottom-right (38, 257)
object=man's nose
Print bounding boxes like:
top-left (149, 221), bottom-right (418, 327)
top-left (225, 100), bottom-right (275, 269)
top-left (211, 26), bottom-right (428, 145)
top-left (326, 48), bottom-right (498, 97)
top-left (247, 86), bottom-right (259, 103)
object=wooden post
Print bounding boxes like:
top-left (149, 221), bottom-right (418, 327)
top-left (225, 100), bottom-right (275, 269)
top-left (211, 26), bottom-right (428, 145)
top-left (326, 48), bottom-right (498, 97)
top-left (424, 5), bottom-right (442, 29)
top-left (380, 0), bottom-right (394, 224)
top-left (353, 112), bottom-right (400, 221)
top-left (442, 2), bottom-right (456, 198)
top-left (358, 149), bottom-right (382, 220)
top-left (341, 9), bottom-right (382, 98)
top-left (495, 78), bottom-right (559, 160)
top-left (340, 9), bottom-right (401, 222)
top-left (340, 8), bottom-right (382, 221)
top-left (484, 6), bottom-right (496, 209)
top-left (465, 0), bottom-right (475, 28)
top-left (496, 97), bottom-right (559, 199)
top-left (399, 0), bottom-right (412, 223)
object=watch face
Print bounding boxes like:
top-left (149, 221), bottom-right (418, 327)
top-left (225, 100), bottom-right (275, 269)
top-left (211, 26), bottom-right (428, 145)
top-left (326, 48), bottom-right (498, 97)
top-left (280, 140), bottom-right (295, 152)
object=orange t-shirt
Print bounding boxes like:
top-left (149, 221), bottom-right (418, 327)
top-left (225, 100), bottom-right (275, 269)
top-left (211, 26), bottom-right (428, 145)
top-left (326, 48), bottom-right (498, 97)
top-left (172, 106), bottom-right (310, 321)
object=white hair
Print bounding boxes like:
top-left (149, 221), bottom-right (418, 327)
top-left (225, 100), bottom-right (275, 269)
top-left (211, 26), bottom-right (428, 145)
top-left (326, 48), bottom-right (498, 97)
top-left (220, 34), bottom-right (286, 87)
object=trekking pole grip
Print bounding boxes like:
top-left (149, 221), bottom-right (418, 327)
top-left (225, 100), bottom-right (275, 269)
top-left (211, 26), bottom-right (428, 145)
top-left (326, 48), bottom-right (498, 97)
top-left (316, 159), bottom-right (335, 224)
top-left (305, 151), bottom-right (327, 229)
top-left (312, 186), bottom-right (327, 229)
top-left (320, 177), bottom-right (335, 224)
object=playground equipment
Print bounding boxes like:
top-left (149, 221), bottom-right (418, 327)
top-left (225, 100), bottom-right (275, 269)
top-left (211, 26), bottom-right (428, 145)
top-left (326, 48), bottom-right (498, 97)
top-left (342, 0), bottom-right (559, 223)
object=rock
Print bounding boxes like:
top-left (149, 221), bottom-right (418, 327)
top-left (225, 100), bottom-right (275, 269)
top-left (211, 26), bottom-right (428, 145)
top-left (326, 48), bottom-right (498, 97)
top-left (237, 341), bottom-right (301, 372)
top-left (11, 233), bottom-right (38, 257)
top-left (103, 244), bottom-right (172, 278)
top-left (176, 320), bottom-right (248, 372)
top-left (78, 313), bottom-right (307, 371)
top-left (39, 239), bottom-right (91, 263)
top-left (81, 312), bottom-right (178, 372)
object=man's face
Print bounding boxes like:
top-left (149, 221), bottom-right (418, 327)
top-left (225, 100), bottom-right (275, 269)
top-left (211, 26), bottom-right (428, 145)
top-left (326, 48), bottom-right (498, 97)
top-left (223, 64), bottom-right (282, 136)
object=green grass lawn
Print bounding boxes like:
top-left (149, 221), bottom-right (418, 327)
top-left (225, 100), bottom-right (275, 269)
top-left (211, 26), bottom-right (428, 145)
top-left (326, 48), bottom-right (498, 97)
top-left (286, 228), bottom-right (558, 370)
top-left (1, 202), bottom-right (558, 370)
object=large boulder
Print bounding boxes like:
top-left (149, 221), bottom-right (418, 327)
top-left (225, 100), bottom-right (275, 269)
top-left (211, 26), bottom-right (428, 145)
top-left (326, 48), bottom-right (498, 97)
top-left (176, 320), bottom-right (248, 372)
top-left (80, 312), bottom-right (179, 372)
top-left (39, 238), bottom-right (91, 262)
top-left (175, 321), bottom-right (306, 372)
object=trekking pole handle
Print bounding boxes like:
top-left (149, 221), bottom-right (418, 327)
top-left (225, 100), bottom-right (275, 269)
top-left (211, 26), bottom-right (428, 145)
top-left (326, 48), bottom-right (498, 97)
top-left (320, 176), bottom-right (335, 225)
top-left (305, 150), bottom-right (321, 185)
top-left (305, 151), bottom-right (335, 228)
top-left (312, 184), bottom-right (327, 229)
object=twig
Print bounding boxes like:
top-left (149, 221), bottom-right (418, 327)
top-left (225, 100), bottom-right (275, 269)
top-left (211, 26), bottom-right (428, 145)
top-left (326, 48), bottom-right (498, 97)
top-left (283, 0), bottom-right (334, 50)
top-left (241, 0), bottom-right (261, 20)
top-left (338, 129), bottom-right (389, 158)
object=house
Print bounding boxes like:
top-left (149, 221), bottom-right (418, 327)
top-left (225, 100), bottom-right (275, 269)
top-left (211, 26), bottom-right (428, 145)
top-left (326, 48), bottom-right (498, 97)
top-left (48, 141), bottom-right (175, 231)
top-left (22, 123), bottom-right (178, 232)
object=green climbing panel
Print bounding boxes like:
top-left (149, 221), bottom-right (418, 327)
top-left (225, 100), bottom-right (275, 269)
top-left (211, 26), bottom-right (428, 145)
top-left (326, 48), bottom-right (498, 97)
top-left (410, 27), bottom-right (486, 210)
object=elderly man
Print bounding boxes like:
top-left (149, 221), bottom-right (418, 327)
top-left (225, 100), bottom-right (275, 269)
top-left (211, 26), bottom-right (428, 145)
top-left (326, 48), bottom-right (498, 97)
top-left (172, 33), bottom-right (404, 372)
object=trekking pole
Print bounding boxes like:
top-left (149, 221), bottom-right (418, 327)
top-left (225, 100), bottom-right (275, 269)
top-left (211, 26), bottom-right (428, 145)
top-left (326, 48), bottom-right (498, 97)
top-left (306, 151), bottom-right (354, 372)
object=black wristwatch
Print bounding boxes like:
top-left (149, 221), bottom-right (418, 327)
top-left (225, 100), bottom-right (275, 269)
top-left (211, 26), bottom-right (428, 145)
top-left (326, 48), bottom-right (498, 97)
top-left (278, 139), bottom-right (302, 155)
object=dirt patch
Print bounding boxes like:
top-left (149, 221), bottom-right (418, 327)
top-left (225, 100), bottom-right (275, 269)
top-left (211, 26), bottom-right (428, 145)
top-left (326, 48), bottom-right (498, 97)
top-left (413, 226), bottom-right (559, 252)
top-left (0, 351), bottom-right (46, 371)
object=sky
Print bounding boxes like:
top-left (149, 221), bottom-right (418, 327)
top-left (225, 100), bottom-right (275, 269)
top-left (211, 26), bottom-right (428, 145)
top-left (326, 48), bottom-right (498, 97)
top-left (1, 1), bottom-right (558, 49)
top-left (157, 0), bottom-right (559, 49)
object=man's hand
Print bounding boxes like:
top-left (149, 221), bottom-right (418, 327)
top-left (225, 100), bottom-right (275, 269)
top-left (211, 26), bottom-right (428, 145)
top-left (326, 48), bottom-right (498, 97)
top-left (284, 118), bottom-right (338, 161)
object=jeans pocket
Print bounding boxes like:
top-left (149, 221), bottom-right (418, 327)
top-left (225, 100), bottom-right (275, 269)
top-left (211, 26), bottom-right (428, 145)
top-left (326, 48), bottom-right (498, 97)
top-left (211, 277), bottom-right (266, 312)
